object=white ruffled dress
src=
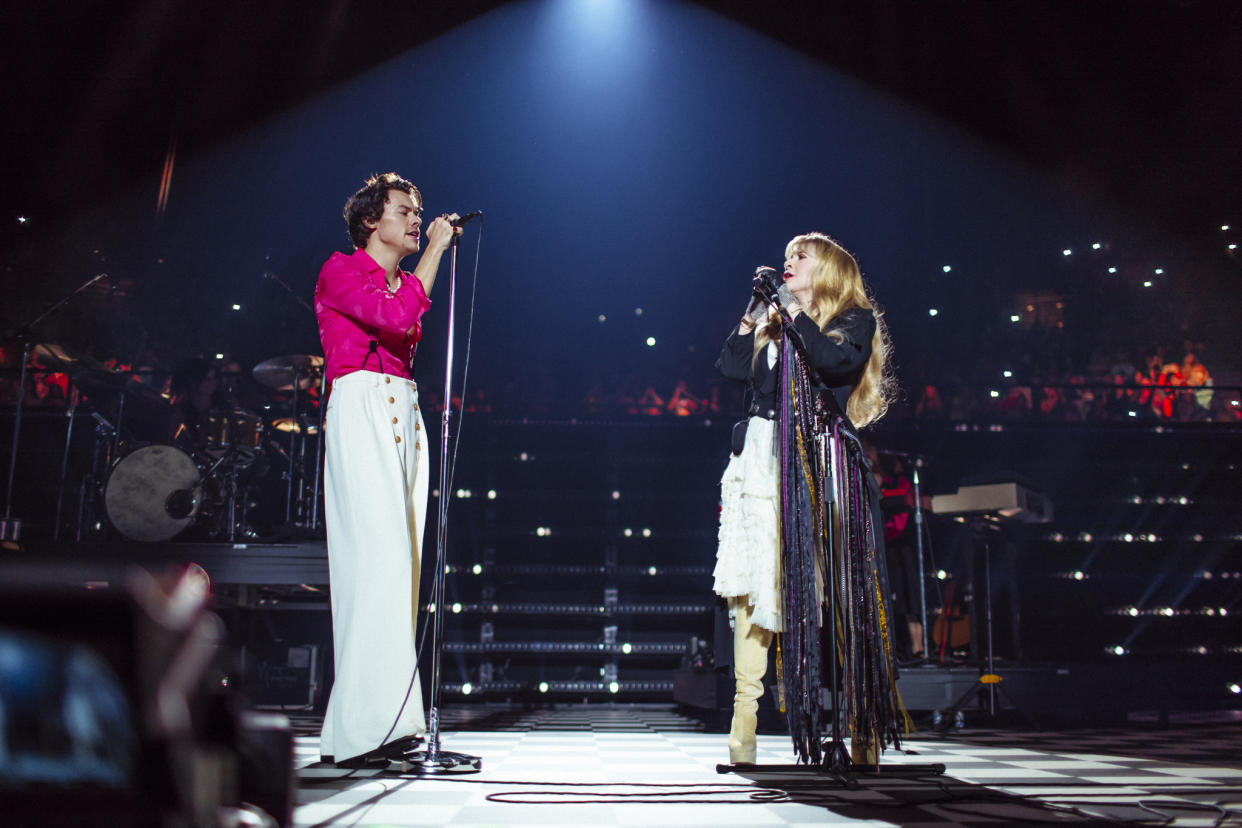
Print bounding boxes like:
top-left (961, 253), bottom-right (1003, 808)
top-left (714, 345), bottom-right (784, 633)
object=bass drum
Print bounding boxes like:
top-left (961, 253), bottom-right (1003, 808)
top-left (104, 444), bottom-right (203, 542)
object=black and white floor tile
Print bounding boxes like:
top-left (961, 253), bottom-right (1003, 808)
top-left (288, 708), bottom-right (1242, 826)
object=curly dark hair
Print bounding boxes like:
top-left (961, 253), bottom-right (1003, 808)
top-left (343, 172), bottom-right (422, 249)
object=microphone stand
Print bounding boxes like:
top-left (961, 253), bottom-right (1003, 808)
top-left (402, 229), bottom-right (481, 774)
top-left (3, 272), bottom-right (108, 541)
top-left (877, 448), bottom-right (933, 661)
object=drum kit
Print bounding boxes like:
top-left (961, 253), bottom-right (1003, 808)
top-left (17, 348), bottom-right (328, 544)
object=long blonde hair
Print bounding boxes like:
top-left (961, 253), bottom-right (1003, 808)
top-left (754, 232), bottom-right (896, 427)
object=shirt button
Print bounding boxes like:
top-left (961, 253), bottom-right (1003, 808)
top-left (388, 396), bottom-right (395, 404)
top-left (385, 376), bottom-right (391, 384)
top-left (415, 442), bottom-right (420, 450)
top-left (392, 417), bottom-right (398, 424)
top-left (415, 422), bottom-right (420, 431)
top-left (395, 436), bottom-right (402, 444)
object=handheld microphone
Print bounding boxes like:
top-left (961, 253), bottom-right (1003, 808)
top-left (451, 210), bottom-right (482, 228)
top-left (752, 266), bottom-right (782, 300)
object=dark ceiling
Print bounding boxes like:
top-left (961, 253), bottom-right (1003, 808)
top-left (3, 0), bottom-right (1239, 244)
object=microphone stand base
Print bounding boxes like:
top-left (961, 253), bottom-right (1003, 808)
top-left (399, 749), bottom-right (483, 775)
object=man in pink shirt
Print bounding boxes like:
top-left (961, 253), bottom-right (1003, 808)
top-left (314, 172), bottom-right (460, 766)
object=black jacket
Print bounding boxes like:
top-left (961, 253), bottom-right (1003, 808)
top-left (715, 307), bottom-right (875, 417)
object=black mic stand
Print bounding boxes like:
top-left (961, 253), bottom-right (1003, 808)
top-left (717, 275), bottom-right (943, 782)
top-left (401, 227), bottom-right (481, 774)
top-left (877, 448), bottom-right (935, 663)
top-left (3, 272), bottom-right (109, 541)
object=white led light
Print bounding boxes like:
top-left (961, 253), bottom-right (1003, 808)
top-left (487, 489), bottom-right (497, 500)
top-left (928, 308), bottom-right (939, 317)
top-left (519, 452), bottom-right (529, 461)
top-left (646, 336), bottom-right (656, 346)
top-left (451, 602), bottom-right (463, 614)
top-left (1127, 607), bottom-right (1139, 617)
top-left (621, 643), bottom-right (632, 654)
top-left (1154, 268), bottom-right (1164, 275)
top-left (942, 265), bottom-right (952, 273)
top-left (1123, 533), bottom-right (1134, 543)
top-left (611, 490), bottom-right (620, 500)
top-left (1111, 645), bottom-right (1126, 656)
top-left (642, 528), bottom-right (652, 538)
top-left (462, 682), bottom-right (473, 695)
top-left (1230, 244), bottom-right (1238, 251)
top-left (1010, 315), bottom-right (1020, 322)
top-left (216, 353), bottom-right (224, 360)
top-left (1143, 281), bottom-right (1153, 287)
top-left (1228, 683), bottom-right (1241, 695)
top-left (1161, 607), bottom-right (1175, 617)
top-left (1108, 267), bottom-right (1117, 273)
top-left (623, 528), bottom-right (633, 537)
top-left (647, 566), bottom-right (657, 575)
top-left (598, 314), bottom-right (607, 322)
top-left (1079, 532), bottom-right (1093, 543)
top-left (990, 390), bottom-right (1000, 398)
top-left (539, 682), bottom-right (549, 693)
top-left (1072, 571), bottom-right (1085, 581)
top-left (1062, 249), bottom-right (1072, 256)
top-left (609, 681), bottom-right (620, 694)
top-left (936, 569), bottom-right (947, 580)
top-left (1003, 370), bottom-right (1013, 378)
top-left (634, 308), bottom-right (643, 316)
top-left (1223, 225), bottom-right (1232, 231)
top-left (232, 303), bottom-right (241, 311)
top-left (1092, 242), bottom-right (1102, 250)
top-left (472, 564), bottom-right (483, 575)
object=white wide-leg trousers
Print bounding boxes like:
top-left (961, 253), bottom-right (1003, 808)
top-left (319, 370), bottom-right (429, 763)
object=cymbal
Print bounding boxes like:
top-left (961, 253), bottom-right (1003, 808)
top-left (270, 416), bottom-right (320, 434)
top-left (31, 343), bottom-right (78, 371)
top-left (32, 343), bottom-right (110, 375)
top-left (252, 354), bottom-right (324, 390)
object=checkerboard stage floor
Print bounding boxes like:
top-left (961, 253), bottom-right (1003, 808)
top-left (291, 707), bottom-right (1242, 827)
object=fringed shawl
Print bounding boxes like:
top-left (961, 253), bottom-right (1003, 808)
top-left (775, 329), bottom-right (904, 765)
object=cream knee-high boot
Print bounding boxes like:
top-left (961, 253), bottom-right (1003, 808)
top-left (727, 599), bottom-right (773, 764)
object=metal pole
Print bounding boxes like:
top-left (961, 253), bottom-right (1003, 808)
top-left (53, 395), bottom-right (78, 542)
top-left (912, 462), bottom-right (931, 659)
top-left (2, 340), bottom-right (33, 540)
top-left (310, 387), bottom-right (326, 531)
top-left (402, 232), bottom-right (479, 773)
top-left (285, 375), bottom-right (299, 525)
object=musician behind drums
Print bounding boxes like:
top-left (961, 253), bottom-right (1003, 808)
top-left (313, 172), bottom-right (460, 767)
top-left (168, 358), bottom-right (221, 448)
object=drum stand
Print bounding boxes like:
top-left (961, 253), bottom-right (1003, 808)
top-left (3, 272), bottom-right (109, 541)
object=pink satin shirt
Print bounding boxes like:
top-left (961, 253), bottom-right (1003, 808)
top-left (314, 248), bottom-right (431, 389)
